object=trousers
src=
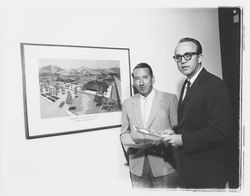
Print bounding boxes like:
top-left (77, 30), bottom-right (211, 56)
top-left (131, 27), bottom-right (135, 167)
top-left (129, 155), bottom-right (177, 188)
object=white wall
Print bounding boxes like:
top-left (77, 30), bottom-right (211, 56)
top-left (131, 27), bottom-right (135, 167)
top-left (0, 1), bottom-right (223, 196)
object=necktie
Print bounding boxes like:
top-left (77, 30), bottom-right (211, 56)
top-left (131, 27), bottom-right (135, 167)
top-left (182, 80), bottom-right (191, 101)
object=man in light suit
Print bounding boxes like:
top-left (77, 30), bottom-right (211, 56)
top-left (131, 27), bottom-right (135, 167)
top-left (120, 63), bottom-right (178, 188)
top-left (165, 37), bottom-right (233, 188)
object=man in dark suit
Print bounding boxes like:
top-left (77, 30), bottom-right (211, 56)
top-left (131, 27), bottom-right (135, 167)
top-left (164, 37), bottom-right (233, 188)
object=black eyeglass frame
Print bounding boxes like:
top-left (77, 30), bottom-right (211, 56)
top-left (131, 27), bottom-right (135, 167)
top-left (173, 52), bottom-right (200, 62)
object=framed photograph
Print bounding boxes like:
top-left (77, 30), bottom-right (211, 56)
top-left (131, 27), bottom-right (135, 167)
top-left (20, 43), bottom-right (132, 139)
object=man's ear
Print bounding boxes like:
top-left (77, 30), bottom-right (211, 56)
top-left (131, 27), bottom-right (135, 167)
top-left (198, 54), bottom-right (203, 64)
top-left (152, 76), bottom-right (155, 84)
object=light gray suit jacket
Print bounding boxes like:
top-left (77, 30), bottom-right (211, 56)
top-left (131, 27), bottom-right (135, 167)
top-left (120, 90), bottom-right (178, 177)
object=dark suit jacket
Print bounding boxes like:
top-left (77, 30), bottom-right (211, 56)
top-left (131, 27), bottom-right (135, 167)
top-left (176, 68), bottom-right (233, 188)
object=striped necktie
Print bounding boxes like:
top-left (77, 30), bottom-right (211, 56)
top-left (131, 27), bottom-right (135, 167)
top-left (182, 80), bottom-right (191, 101)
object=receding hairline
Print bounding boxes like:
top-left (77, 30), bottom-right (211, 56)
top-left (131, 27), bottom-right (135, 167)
top-left (174, 41), bottom-right (199, 54)
top-left (175, 37), bottom-right (202, 54)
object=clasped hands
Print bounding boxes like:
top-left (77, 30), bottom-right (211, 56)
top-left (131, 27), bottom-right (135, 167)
top-left (162, 132), bottom-right (183, 147)
top-left (130, 125), bottom-right (183, 147)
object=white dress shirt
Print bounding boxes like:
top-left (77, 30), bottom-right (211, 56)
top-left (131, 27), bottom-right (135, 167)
top-left (140, 88), bottom-right (155, 128)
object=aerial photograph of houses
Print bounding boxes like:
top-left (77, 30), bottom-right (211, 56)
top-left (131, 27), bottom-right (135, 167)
top-left (39, 59), bottom-right (122, 119)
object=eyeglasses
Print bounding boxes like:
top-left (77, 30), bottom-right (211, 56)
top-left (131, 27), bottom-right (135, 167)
top-left (173, 52), bottom-right (199, 63)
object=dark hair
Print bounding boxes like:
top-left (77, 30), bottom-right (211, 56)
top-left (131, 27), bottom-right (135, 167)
top-left (178, 37), bottom-right (202, 54)
top-left (132, 63), bottom-right (153, 78)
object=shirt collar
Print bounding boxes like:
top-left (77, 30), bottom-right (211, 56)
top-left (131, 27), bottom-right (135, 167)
top-left (140, 88), bottom-right (155, 100)
top-left (188, 65), bottom-right (204, 85)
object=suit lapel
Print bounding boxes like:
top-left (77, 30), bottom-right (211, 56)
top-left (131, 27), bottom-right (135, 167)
top-left (178, 80), bottom-right (186, 111)
top-left (146, 90), bottom-right (161, 129)
top-left (178, 68), bottom-right (208, 111)
top-left (131, 94), bottom-right (144, 128)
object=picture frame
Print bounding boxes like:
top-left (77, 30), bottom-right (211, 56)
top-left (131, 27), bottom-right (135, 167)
top-left (20, 43), bottom-right (132, 139)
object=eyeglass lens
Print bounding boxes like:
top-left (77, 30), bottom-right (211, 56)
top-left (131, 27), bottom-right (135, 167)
top-left (173, 52), bottom-right (198, 62)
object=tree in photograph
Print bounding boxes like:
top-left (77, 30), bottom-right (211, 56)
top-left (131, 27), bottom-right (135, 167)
top-left (74, 86), bottom-right (78, 97)
top-left (101, 97), bottom-right (115, 112)
top-left (81, 84), bottom-right (86, 91)
top-left (66, 91), bottom-right (73, 105)
top-left (44, 84), bottom-right (49, 93)
top-left (48, 87), bottom-right (53, 96)
top-left (61, 87), bottom-right (65, 94)
top-left (75, 74), bottom-right (80, 83)
top-left (94, 95), bottom-right (102, 106)
top-left (40, 86), bottom-right (43, 94)
top-left (55, 85), bottom-right (59, 97)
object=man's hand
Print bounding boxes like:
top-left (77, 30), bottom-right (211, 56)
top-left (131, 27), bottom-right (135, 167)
top-left (159, 129), bottom-right (175, 136)
top-left (130, 130), bottom-right (145, 144)
top-left (163, 134), bottom-right (183, 147)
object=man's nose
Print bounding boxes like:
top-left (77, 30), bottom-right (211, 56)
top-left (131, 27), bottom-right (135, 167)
top-left (139, 79), bottom-right (144, 85)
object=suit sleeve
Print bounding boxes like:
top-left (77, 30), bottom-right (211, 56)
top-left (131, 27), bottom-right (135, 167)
top-left (162, 94), bottom-right (178, 148)
top-left (182, 81), bottom-right (233, 154)
top-left (169, 94), bottom-right (178, 129)
top-left (120, 101), bottom-right (133, 151)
